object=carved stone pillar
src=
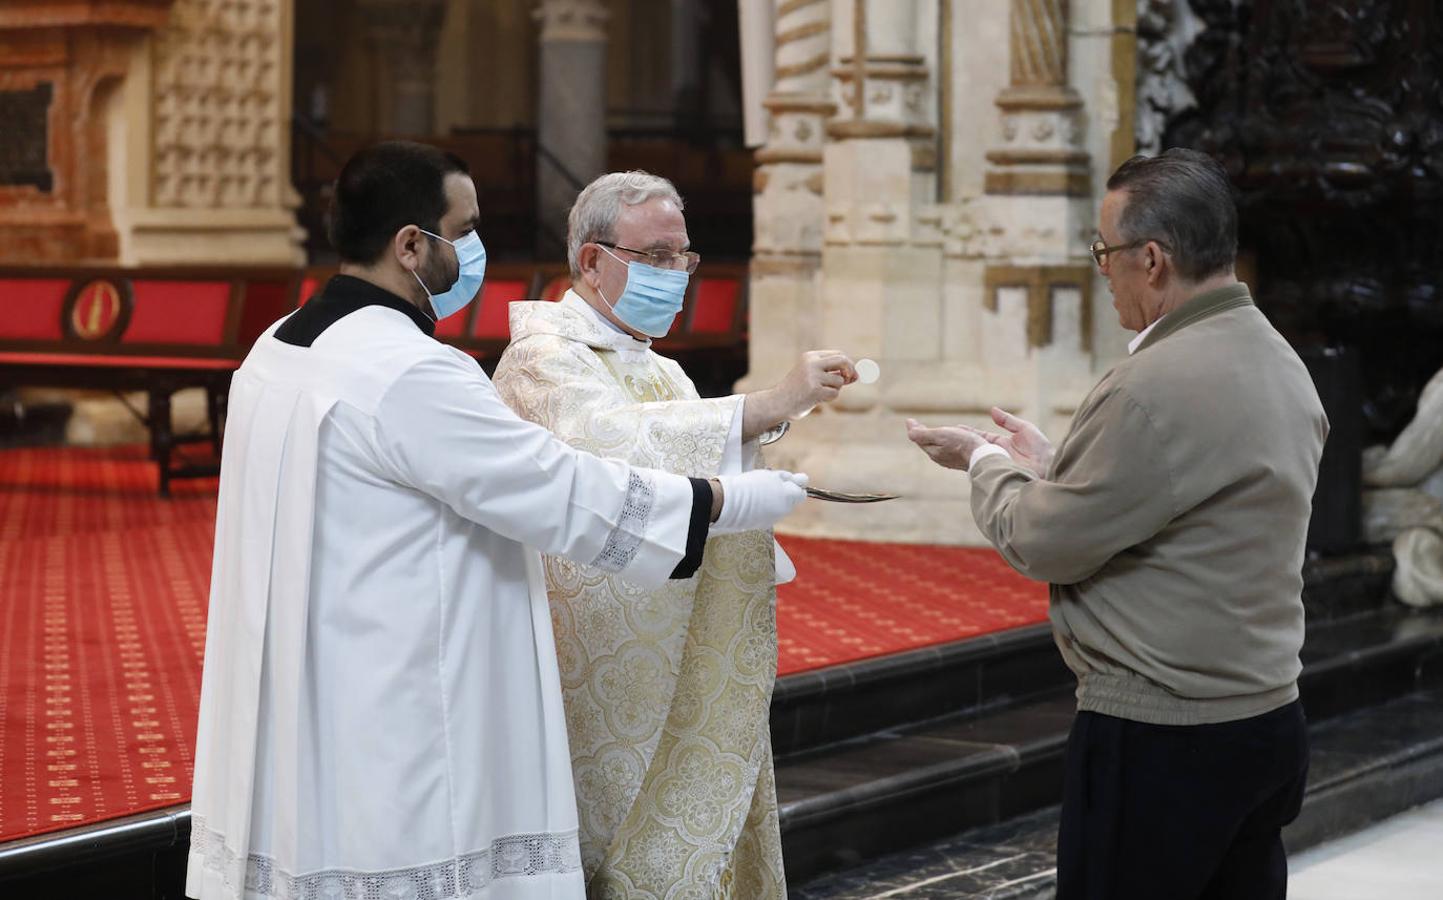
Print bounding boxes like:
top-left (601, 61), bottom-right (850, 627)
top-left (107, 0), bottom-right (304, 265)
top-left (969, 0), bottom-right (1090, 426)
top-left (741, 0), bottom-right (1120, 546)
top-left (0, 0), bottom-right (303, 266)
top-left (534, 0), bottom-right (609, 256)
top-left (985, 0), bottom-right (1090, 196)
top-left (742, 0), bottom-right (833, 395)
top-left (752, 0), bottom-right (956, 543)
top-left (359, 0), bottom-right (447, 136)
top-left (0, 1), bottom-right (176, 263)
top-left (828, 0), bottom-right (934, 167)
top-left (906, 0), bottom-right (1099, 544)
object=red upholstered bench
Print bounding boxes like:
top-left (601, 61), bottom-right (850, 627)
top-left (652, 263), bottom-right (750, 397)
top-left (303, 262), bottom-right (749, 393)
top-left (0, 268), bottom-right (303, 495)
top-left (301, 264), bottom-right (550, 364)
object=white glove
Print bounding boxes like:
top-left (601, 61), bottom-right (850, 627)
top-left (712, 470), bottom-right (809, 535)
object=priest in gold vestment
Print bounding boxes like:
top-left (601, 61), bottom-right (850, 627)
top-left (494, 172), bottom-right (854, 899)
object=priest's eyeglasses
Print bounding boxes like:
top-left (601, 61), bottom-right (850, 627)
top-left (1089, 237), bottom-right (1171, 268)
top-left (597, 241), bottom-right (701, 274)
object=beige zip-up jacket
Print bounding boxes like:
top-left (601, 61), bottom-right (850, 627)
top-left (970, 283), bottom-right (1329, 725)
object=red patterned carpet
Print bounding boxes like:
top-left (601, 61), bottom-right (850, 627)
top-left (0, 445), bottom-right (1046, 843)
top-left (0, 446), bottom-right (215, 845)
top-left (775, 537), bottom-right (1048, 673)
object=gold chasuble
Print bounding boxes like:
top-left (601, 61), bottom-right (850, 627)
top-left (494, 293), bottom-right (787, 899)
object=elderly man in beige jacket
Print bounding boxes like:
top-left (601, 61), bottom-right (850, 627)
top-left (907, 149), bottom-right (1328, 900)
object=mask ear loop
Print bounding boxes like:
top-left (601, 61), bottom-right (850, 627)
top-left (409, 227), bottom-right (458, 320)
top-left (594, 244), bottom-right (627, 312)
top-left (411, 230), bottom-right (444, 321)
top-left (411, 270), bottom-right (439, 321)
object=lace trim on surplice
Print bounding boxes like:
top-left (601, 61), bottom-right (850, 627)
top-left (588, 472), bottom-right (655, 573)
top-left (191, 816), bottom-right (581, 899)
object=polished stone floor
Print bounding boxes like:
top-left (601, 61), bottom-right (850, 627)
top-left (1290, 796), bottom-right (1443, 900)
top-left (791, 808), bottom-right (1060, 899)
top-left (793, 796), bottom-right (1443, 898)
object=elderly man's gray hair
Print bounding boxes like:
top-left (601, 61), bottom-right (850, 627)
top-left (1105, 148), bottom-right (1238, 283)
top-left (567, 171), bottom-right (685, 279)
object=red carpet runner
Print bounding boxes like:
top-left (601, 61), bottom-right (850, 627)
top-left (0, 445), bottom-right (1047, 843)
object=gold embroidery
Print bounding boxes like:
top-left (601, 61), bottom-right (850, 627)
top-left (495, 303), bottom-right (787, 899)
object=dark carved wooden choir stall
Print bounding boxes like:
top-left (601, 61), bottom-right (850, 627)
top-left (1159, 0), bottom-right (1443, 551)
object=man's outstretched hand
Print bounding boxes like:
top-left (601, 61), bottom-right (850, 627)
top-left (905, 419), bottom-right (990, 471)
top-left (987, 407), bottom-right (1054, 478)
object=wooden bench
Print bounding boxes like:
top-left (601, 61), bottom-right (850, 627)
top-left (0, 268), bottom-right (301, 494)
top-left (0, 261), bottom-right (751, 495)
top-left (302, 262), bottom-right (750, 394)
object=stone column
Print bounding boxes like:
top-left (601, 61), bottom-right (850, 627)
top-left (535, 0), bottom-right (609, 257)
top-left (952, 0), bottom-right (1096, 531)
top-left (827, 0), bottom-right (933, 163)
top-left (0, 0), bottom-right (304, 266)
top-left (976, 0), bottom-right (1094, 368)
top-left (741, 0), bottom-right (833, 394)
top-left (101, 0), bottom-right (304, 265)
top-left (358, 0), bottom-right (448, 136)
top-left (741, 0), bottom-right (1123, 545)
top-left (985, 0), bottom-right (1090, 197)
top-left (756, 0), bottom-right (956, 543)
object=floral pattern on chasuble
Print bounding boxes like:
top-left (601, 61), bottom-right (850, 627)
top-left (494, 297), bottom-right (787, 899)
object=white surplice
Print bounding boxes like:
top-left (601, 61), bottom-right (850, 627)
top-left (187, 278), bottom-right (707, 900)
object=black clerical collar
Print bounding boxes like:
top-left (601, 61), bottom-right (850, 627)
top-left (275, 274), bottom-right (436, 347)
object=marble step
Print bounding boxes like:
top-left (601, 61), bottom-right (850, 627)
top-left (790, 684), bottom-right (1443, 899)
top-left (771, 624), bottom-right (1069, 758)
top-left (0, 553), bottom-right (1402, 896)
top-left (770, 549), bottom-right (1395, 761)
top-left (776, 603), bottom-right (1443, 886)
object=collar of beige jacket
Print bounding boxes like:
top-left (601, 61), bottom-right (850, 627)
top-left (1132, 282), bottom-right (1254, 355)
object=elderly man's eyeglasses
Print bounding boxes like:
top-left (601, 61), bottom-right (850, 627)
top-left (597, 241), bottom-right (701, 274)
top-left (1089, 237), bottom-right (1170, 268)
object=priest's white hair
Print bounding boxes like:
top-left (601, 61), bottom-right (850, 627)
top-left (567, 171), bottom-right (685, 279)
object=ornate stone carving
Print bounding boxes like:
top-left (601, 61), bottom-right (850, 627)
top-left (757, 0), bottom-right (832, 166)
top-left (0, 9), bottom-right (165, 263)
top-left (985, 0), bottom-right (1090, 196)
top-left (753, 0), bottom-right (832, 257)
top-left (1164, 0), bottom-right (1443, 440)
top-left (1134, 0), bottom-right (1201, 156)
top-left (1008, 0), bottom-right (1068, 88)
top-left (826, 0), bottom-right (933, 148)
top-left (151, 0), bottom-right (286, 208)
top-left (984, 263), bottom-right (1094, 350)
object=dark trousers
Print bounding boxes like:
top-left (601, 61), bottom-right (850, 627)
top-left (1056, 700), bottom-right (1309, 900)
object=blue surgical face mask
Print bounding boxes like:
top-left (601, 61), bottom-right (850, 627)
top-left (597, 246), bottom-right (689, 338)
top-left (413, 229), bottom-right (486, 320)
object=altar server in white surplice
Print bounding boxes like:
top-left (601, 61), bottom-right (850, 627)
top-left (493, 172), bottom-right (855, 899)
top-left (185, 143), bottom-right (810, 900)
